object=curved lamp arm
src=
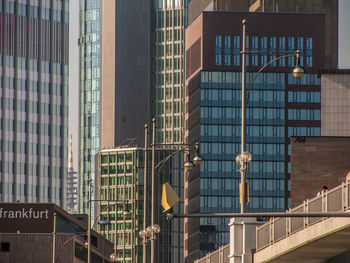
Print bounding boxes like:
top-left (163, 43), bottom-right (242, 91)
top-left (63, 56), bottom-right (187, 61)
top-left (246, 51), bottom-right (302, 102)
top-left (155, 148), bottom-right (188, 171)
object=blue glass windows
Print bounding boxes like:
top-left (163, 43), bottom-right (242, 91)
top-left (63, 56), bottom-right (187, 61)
top-left (251, 36), bottom-right (258, 66)
top-left (279, 37), bottom-right (286, 66)
top-left (215, 35), bottom-right (222, 65)
top-left (233, 36), bottom-right (240, 66)
top-left (287, 37), bottom-right (295, 67)
top-left (306, 37), bottom-right (313, 67)
top-left (270, 36), bottom-right (277, 67)
top-left (224, 36), bottom-right (231, 66)
top-left (260, 36), bottom-right (267, 66)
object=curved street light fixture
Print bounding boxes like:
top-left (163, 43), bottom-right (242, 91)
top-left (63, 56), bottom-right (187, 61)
top-left (141, 119), bottom-right (204, 263)
top-left (239, 19), bottom-right (305, 213)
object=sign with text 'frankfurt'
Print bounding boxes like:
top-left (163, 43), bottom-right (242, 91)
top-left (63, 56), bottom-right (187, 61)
top-left (0, 204), bottom-right (55, 233)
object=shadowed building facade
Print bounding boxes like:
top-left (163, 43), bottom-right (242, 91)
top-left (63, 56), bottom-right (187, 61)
top-left (185, 12), bottom-right (324, 261)
top-left (0, 0), bottom-right (68, 207)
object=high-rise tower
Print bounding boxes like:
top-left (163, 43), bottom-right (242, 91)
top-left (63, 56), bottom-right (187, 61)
top-left (0, 0), bottom-right (69, 206)
top-left (78, 0), bottom-right (101, 213)
top-left (67, 134), bottom-right (78, 213)
top-left (153, 0), bottom-right (189, 144)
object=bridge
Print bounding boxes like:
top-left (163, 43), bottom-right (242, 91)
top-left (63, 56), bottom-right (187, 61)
top-left (255, 181), bottom-right (350, 263)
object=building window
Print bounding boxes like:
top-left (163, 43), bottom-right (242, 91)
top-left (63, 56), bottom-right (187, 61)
top-left (1, 242), bottom-right (10, 252)
top-left (287, 37), bottom-right (295, 67)
top-left (215, 35), bottom-right (222, 65)
top-left (305, 37), bottom-right (313, 67)
top-left (278, 37), bottom-right (286, 66)
top-left (270, 36), bottom-right (277, 66)
top-left (233, 36), bottom-right (240, 66)
top-left (224, 36), bottom-right (231, 66)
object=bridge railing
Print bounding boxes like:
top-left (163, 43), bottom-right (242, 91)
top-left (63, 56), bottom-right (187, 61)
top-left (256, 180), bottom-right (350, 251)
top-left (194, 244), bottom-right (230, 263)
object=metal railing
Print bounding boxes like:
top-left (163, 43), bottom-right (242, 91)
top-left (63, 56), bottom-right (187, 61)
top-left (256, 180), bottom-right (350, 251)
top-left (194, 244), bottom-right (230, 263)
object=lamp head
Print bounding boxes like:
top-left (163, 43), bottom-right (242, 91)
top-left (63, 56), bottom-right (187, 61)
top-left (192, 154), bottom-right (203, 165)
top-left (151, 224), bottom-right (161, 234)
top-left (184, 154), bottom-right (194, 171)
top-left (292, 66), bottom-right (304, 79)
top-left (139, 229), bottom-right (147, 238)
top-left (235, 151), bottom-right (252, 164)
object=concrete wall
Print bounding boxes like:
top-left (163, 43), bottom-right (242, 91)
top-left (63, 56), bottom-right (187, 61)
top-left (290, 137), bottom-right (350, 207)
top-left (100, 0), bottom-right (151, 149)
top-left (321, 72), bottom-right (350, 136)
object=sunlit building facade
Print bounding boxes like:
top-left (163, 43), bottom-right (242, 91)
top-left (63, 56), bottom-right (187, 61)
top-left (0, 0), bottom-right (69, 206)
top-left (79, 0), bottom-right (101, 213)
top-left (153, 0), bottom-right (190, 144)
top-left (185, 12), bottom-right (324, 261)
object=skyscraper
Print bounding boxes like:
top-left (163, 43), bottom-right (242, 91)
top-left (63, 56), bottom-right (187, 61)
top-left (185, 12), bottom-right (324, 261)
top-left (153, 0), bottom-right (188, 144)
top-left (78, 0), bottom-right (102, 213)
top-left (0, 0), bottom-right (69, 206)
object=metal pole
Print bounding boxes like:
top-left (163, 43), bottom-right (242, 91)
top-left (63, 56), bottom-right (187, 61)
top-left (88, 179), bottom-right (92, 263)
top-left (102, 225), bottom-right (105, 263)
top-left (169, 212), bottom-right (350, 218)
top-left (240, 19), bottom-right (247, 214)
top-left (143, 124), bottom-right (148, 263)
top-left (151, 118), bottom-right (156, 263)
top-left (52, 212), bottom-right (56, 263)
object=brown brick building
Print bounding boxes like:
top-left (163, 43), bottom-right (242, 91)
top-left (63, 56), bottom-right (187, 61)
top-left (290, 137), bottom-right (350, 207)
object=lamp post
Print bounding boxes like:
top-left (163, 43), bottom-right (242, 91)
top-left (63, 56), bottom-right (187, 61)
top-left (237, 19), bottom-right (304, 214)
top-left (139, 118), bottom-right (203, 263)
top-left (143, 124), bottom-right (148, 263)
top-left (88, 179), bottom-right (92, 263)
top-left (98, 220), bottom-right (111, 263)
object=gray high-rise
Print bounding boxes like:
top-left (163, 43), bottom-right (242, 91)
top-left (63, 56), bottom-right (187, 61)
top-left (0, 0), bottom-right (69, 206)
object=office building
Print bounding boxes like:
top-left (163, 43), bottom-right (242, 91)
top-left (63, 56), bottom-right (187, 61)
top-left (78, 0), bottom-right (102, 213)
top-left (153, 0), bottom-right (188, 144)
top-left (188, 0), bottom-right (338, 69)
top-left (95, 147), bottom-right (184, 262)
top-left (0, 203), bottom-right (113, 262)
top-left (185, 12), bottom-right (324, 260)
top-left (80, 0), bottom-right (152, 214)
top-left (0, 0), bottom-right (69, 207)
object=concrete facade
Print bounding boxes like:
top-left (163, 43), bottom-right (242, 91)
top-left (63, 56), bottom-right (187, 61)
top-left (320, 70), bottom-right (350, 136)
top-left (290, 137), bottom-right (350, 207)
top-left (100, 0), bottom-right (152, 149)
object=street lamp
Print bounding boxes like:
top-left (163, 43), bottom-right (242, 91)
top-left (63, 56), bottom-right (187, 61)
top-left (141, 118), bottom-right (203, 263)
top-left (239, 19), bottom-right (304, 214)
top-left (88, 177), bottom-right (132, 263)
top-left (98, 220), bottom-right (111, 263)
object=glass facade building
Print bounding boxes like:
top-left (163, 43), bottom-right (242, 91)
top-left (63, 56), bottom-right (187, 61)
top-left (79, 0), bottom-right (100, 213)
top-left (153, 0), bottom-right (191, 144)
top-left (185, 12), bottom-right (324, 260)
top-left (95, 147), bottom-right (184, 263)
top-left (0, 0), bottom-right (69, 206)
